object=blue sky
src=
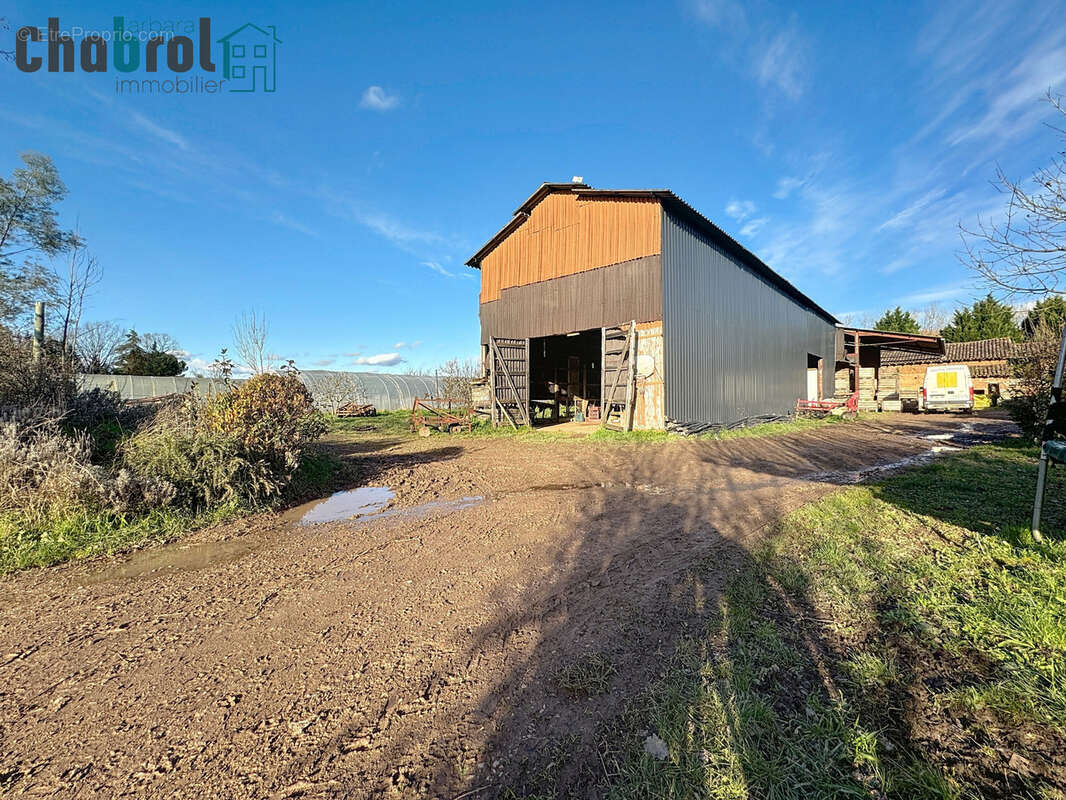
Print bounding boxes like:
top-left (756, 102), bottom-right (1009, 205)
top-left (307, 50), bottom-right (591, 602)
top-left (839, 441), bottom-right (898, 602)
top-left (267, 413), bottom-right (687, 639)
top-left (2, 0), bottom-right (1065, 374)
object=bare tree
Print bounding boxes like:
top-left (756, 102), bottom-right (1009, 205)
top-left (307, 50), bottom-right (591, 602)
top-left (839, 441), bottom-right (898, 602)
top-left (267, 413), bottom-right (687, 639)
top-left (75, 320), bottom-right (123, 373)
top-left (54, 234), bottom-right (102, 364)
top-left (437, 357), bottom-right (480, 406)
top-left (915, 302), bottom-right (951, 335)
top-left (141, 332), bottom-right (181, 353)
top-left (232, 310), bottom-right (275, 375)
top-left (964, 92), bottom-right (1066, 296)
top-left (306, 371), bottom-right (366, 414)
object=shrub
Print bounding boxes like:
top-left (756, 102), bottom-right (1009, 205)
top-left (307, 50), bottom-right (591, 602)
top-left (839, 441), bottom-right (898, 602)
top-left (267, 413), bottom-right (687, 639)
top-left (121, 425), bottom-right (276, 509)
top-left (120, 373), bottom-right (326, 510)
top-left (0, 415), bottom-right (177, 524)
top-left (1005, 323), bottom-right (1062, 440)
top-left (0, 417), bottom-right (105, 521)
top-left (200, 372), bottom-right (326, 471)
top-left (0, 327), bottom-right (74, 414)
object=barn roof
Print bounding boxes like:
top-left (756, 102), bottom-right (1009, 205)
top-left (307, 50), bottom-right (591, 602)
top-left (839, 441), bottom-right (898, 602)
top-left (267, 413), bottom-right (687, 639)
top-left (466, 182), bottom-right (839, 325)
top-left (880, 337), bottom-right (1035, 366)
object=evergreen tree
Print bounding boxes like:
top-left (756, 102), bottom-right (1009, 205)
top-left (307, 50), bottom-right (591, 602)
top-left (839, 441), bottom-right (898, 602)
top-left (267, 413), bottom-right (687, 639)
top-left (1022, 296), bottom-right (1066, 339)
top-left (875, 306), bottom-right (921, 334)
top-left (941, 295), bottom-right (1021, 342)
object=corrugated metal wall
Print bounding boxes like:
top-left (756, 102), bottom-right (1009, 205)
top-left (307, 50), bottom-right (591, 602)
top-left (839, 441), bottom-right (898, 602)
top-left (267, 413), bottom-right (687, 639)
top-left (479, 193), bottom-right (661, 302)
top-left (661, 210), bottom-right (837, 425)
top-left (480, 255), bottom-right (662, 342)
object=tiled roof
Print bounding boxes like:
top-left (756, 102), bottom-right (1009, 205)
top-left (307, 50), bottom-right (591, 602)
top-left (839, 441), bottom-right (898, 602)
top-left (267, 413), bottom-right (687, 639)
top-left (970, 364), bottom-right (1012, 379)
top-left (881, 337), bottom-right (1029, 366)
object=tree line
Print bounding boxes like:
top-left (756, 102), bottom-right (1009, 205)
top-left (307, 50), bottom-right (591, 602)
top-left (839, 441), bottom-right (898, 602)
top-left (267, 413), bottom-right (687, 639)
top-left (871, 295), bottom-right (1066, 342)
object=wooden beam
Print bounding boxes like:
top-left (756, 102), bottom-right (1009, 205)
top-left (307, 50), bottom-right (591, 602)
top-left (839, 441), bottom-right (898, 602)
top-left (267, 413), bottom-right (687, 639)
top-left (624, 320), bottom-right (637, 432)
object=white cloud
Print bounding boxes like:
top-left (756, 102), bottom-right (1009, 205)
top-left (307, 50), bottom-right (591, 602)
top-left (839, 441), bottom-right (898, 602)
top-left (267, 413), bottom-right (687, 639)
top-left (311, 358), bottom-right (336, 367)
top-left (423, 260), bottom-right (457, 277)
top-left (270, 211), bottom-right (319, 238)
top-left (724, 199), bottom-right (757, 221)
top-left (127, 110), bottom-right (189, 150)
top-left (354, 352), bottom-right (406, 366)
top-left (772, 176), bottom-right (804, 199)
top-left (739, 217), bottom-right (769, 237)
top-left (182, 357), bottom-right (253, 378)
top-left (691, 0), bottom-right (746, 30)
top-left (755, 27), bottom-right (809, 101)
top-left (360, 86), bottom-right (400, 111)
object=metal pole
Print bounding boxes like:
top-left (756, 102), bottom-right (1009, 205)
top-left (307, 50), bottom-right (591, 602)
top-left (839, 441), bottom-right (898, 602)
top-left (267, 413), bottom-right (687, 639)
top-left (1032, 323), bottom-right (1066, 538)
top-left (32, 301), bottom-right (45, 363)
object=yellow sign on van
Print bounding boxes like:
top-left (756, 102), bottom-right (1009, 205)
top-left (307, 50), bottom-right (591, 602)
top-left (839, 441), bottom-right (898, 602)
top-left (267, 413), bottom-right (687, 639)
top-left (936, 372), bottom-right (958, 389)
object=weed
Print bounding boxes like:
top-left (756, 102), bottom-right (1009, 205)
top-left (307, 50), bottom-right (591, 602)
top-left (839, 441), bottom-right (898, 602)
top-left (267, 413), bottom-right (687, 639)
top-left (555, 653), bottom-right (617, 696)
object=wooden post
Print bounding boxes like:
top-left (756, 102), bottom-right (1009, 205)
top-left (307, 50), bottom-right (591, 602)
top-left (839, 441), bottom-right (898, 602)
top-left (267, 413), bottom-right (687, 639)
top-left (32, 302), bottom-right (45, 363)
top-left (624, 320), bottom-right (637, 432)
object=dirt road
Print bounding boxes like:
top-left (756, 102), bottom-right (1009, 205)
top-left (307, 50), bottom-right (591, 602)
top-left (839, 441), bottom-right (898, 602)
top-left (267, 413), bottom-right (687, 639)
top-left (0, 414), bottom-right (1014, 799)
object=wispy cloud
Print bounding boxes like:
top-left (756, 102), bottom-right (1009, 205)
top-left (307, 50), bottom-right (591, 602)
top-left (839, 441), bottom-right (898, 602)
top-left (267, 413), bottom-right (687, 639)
top-left (128, 110), bottom-right (189, 150)
top-left (354, 352), bottom-right (405, 366)
top-left (739, 217), bottom-right (768, 237)
top-left (724, 199), bottom-right (757, 221)
top-left (423, 260), bottom-right (456, 277)
top-left (691, 4), bottom-right (810, 102)
top-left (270, 211), bottom-right (320, 238)
top-left (772, 176), bottom-right (804, 199)
top-left (755, 26), bottom-right (809, 101)
top-left (311, 357), bottom-right (336, 367)
top-left (360, 86), bottom-right (400, 111)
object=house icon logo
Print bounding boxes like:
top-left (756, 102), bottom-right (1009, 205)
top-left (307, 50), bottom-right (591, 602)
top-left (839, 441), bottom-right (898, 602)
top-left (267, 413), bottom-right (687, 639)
top-left (216, 23), bottom-right (281, 92)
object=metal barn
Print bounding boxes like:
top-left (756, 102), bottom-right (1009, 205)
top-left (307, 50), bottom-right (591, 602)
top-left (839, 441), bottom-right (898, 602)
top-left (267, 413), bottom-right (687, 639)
top-left (468, 182), bottom-right (843, 430)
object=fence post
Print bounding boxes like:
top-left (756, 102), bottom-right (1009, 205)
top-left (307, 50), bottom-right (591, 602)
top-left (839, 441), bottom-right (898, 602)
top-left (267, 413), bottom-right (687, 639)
top-left (32, 302), bottom-right (45, 363)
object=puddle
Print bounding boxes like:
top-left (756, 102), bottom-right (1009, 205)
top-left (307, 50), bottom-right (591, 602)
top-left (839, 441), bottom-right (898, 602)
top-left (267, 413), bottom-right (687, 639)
top-left (290, 486), bottom-right (396, 526)
top-left (370, 495), bottom-right (484, 522)
top-left (805, 445), bottom-right (962, 485)
top-left (290, 486), bottom-right (484, 527)
top-left (83, 537), bottom-right (263, 584)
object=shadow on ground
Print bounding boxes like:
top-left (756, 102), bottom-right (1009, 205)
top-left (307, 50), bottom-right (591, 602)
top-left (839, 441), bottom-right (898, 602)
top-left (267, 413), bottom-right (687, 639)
top-left (366, 438), bottom-right (1066, 798)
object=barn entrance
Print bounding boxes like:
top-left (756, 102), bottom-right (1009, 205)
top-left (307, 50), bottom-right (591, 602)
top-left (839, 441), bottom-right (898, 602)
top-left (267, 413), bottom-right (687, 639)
top-left (528, 329), bottom-right (602, 425)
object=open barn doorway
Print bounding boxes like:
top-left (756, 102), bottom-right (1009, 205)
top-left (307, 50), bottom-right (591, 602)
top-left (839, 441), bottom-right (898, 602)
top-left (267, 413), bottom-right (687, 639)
top-left (528, 329), bottom-right (602, 425)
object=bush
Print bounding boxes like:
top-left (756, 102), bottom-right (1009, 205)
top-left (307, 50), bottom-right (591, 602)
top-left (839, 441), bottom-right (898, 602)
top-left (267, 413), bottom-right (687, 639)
top-left (1005, 323), bottom-right (1062, 440)
top-left (120, 373), bottom-right (326, 510)
top-left (0, 417), bottom-right (105, 521)
top-left (121, 426), bottom-right (276, 509)
top-left (200, 372), bottom-right (326, 471)
top-left (0, 327), bottom-right (74, 413)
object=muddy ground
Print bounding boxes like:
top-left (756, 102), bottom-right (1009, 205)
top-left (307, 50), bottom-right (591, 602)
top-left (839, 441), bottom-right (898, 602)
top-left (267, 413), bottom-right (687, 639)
top-left (0, 414), bottom-right (1015, 799)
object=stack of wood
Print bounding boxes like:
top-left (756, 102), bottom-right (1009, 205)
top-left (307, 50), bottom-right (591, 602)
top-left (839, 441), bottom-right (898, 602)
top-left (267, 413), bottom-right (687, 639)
top-left (857, 367), bottom-right (878, 411)
top-left (336, 402), bottom-right (376, 418)
top-left (834, 368), bottom-right (851, 400)
top-left (878, 371), bottom-right (902, 412)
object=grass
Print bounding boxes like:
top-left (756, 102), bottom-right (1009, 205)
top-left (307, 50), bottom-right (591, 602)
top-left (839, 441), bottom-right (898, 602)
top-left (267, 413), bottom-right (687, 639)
top-left (600, 441), bottom-right (1066, 799)
top-left (0, 502), bottom-right (247, 573)
top-left (0, 448), bottom-right (341, 576)
top-left (326, 409), bottom-right (857, 445)
top-left (554, 653), bottom-right (617, 696)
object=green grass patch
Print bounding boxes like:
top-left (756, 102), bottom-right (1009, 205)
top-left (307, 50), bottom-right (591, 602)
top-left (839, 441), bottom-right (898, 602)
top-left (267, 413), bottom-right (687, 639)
top-left (329, 410), bottom-right (860, 445)
top-left (704, 413), bottom-right (854, 441)
top-left (0, 502), bottom-right (246, 574)
top-left (327, 409), bottom-right (416, 436)
top-left (601, 442), bottom-right (1066, 799)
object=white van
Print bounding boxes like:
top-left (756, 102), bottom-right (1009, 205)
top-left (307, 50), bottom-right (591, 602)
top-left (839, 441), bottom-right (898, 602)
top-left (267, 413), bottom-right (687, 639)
top-left (921, 365), bottom-right (974, 412)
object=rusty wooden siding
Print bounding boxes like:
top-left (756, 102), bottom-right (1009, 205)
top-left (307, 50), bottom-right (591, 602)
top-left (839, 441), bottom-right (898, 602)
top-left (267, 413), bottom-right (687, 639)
top-left (479, 193), bottom-right (661, 302)
top-left (480, 255), bottom-right (662, 342)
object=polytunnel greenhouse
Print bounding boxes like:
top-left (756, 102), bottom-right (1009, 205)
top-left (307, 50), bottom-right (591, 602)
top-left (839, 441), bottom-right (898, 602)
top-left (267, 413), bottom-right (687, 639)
top-left (78, 371), bottom-right (442, 412)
